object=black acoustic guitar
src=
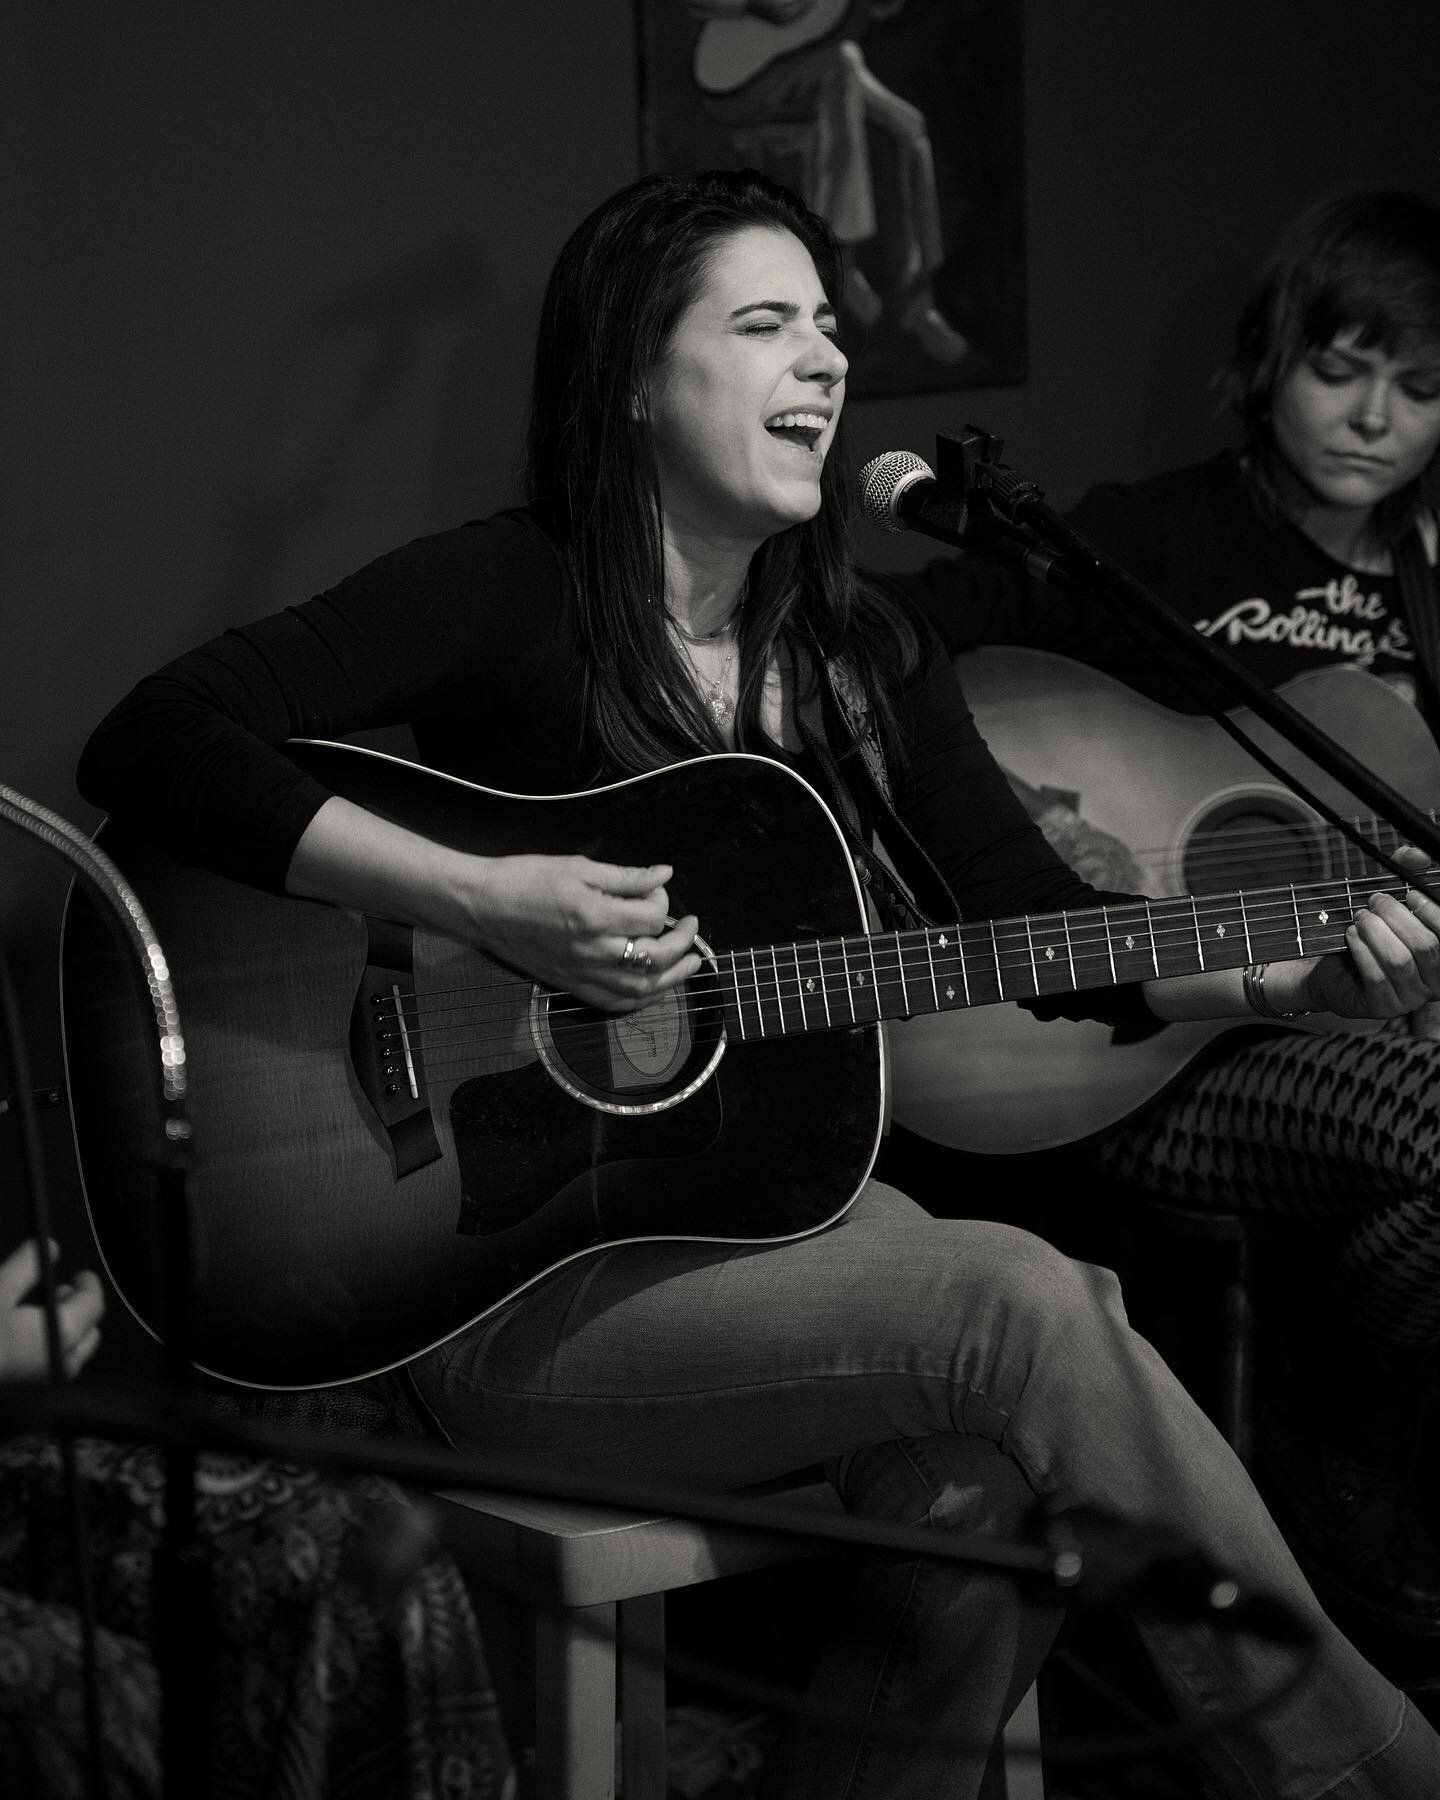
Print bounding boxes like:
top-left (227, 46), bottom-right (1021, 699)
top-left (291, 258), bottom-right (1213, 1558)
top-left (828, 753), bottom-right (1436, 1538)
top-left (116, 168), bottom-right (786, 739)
top-left (61, 741), bottom-right (1422, 1388)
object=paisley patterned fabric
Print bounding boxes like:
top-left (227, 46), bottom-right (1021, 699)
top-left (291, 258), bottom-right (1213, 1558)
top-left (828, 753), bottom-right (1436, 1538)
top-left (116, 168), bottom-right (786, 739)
top-left (0, 1435), bottom-right (513, 1799)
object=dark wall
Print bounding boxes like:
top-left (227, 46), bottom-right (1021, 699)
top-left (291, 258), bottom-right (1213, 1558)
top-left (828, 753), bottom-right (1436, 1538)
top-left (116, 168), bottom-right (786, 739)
top-left (3, 1), bottom-right (1436, 1365)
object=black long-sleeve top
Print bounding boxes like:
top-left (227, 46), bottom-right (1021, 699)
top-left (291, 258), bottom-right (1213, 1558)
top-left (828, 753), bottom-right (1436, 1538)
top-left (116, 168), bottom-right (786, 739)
top-left (77, 508), bottom-right (1155, 1025)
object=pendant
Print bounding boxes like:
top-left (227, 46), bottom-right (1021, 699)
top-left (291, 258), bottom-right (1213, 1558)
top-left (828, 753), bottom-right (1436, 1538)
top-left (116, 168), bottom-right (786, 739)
top-left (707, 684), bottom-right (734, 724)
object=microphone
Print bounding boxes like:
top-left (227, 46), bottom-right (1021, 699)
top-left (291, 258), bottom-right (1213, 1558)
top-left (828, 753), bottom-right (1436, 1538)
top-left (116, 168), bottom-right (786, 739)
top-left (858, 448), bottom-right (965, 538)
top-left (857, 446), bottom-right (1094, 590)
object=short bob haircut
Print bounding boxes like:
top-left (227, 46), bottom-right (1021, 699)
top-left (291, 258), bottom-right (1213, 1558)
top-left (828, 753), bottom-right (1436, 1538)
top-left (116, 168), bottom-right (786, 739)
top-left (526, 166), bottom-right (916, 777)
top-left (1221, 188), bottom-right (1440, 538)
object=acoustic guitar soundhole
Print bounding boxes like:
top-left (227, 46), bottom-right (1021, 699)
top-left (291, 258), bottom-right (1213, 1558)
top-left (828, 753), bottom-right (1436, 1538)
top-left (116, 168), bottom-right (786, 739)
top-left (1183, 797), bottom-right (1330, 895)
top-left (532, 972), bottom-right (727, 1113)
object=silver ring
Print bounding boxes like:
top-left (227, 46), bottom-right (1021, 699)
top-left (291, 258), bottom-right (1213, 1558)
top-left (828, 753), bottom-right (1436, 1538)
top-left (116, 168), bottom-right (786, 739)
top-left (621, 938), bottom-right (638, 967)
top-left (638, 950), bottom-right (653, 973)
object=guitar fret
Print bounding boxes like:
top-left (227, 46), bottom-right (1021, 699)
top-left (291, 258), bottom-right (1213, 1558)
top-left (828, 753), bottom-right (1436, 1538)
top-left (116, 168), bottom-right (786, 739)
top-left (745, 947), bottom-right (769, 1038)
top-left (891, 931), bottom-right (909, 1015)
top-left (769, 946), bottom-right (787, 1034)
top-left (1102, 902), bottom-right (1158, 982)
top-left (790, 944), bottom-right (807, 1032)
top-left (924, 927), bottom-right (971, 1011)
top-left (837, 938), bottom-right (857, 1024)
top-left (793, 938), bottom-right (828, 1028)
top-left (1025, 915), bottom-right (1084, 996)
top-left (1194, 892), bottom-right (1246, 966)
top-left (1189, 896), bottom-right (1205, 970)
top-left (922, 928), bottom-right (941, 1012)
top-left (849, 934), bottom-right (881, 1024)
top-left (723, 952), bottom-right (748, 1041)
top-left (1101, 904), bottom-right (1117, 985)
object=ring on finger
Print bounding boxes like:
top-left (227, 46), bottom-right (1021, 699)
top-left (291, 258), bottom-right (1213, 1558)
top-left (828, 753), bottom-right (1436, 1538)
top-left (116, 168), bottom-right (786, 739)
top-left (621, 937), bottom-right (638, 968)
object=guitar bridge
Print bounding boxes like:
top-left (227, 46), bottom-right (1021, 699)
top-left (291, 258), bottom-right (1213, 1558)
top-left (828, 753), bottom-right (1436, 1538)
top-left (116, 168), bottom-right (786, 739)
top-left (349, 915), bottom-right (442, 1178)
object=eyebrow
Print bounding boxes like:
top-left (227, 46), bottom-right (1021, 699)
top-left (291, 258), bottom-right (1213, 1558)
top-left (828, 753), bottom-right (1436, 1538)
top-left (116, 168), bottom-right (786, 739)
top-left (1317, 342), bottom-right (1440, 375)
top-left (728, 299), bottom-right (837, 323)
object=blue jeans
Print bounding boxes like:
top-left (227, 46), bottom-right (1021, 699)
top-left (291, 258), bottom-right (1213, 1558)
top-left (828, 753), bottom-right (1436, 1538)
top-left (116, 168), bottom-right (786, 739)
top-left (410, 1182), bottom-right (1439, 1798)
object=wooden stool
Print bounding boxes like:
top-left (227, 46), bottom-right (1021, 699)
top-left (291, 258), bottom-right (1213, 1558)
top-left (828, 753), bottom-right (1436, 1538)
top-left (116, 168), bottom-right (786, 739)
top-left (432, 1474), bottom-right (1044, 1800)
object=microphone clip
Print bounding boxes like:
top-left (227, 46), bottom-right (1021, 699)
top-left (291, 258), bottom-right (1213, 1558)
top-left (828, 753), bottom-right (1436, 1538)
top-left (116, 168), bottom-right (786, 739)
top-left (937, 425), bottom-right (1045, 535)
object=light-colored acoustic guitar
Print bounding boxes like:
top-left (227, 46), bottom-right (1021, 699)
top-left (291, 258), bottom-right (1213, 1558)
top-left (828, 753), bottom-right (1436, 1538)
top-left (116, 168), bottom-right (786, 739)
top-left (889, 647), bottom-right (1440, 1155)
top-left (60, 741), bottom-right (1431, 1389)
top-left (692, 0), bottom-right (851, 97)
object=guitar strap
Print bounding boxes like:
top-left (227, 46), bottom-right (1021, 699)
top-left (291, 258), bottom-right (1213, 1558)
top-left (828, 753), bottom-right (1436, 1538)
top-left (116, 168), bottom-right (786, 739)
top-left (805, 657), bottom-right (961, 933)
top-left (1394, 513), bottom-right (1440, 713)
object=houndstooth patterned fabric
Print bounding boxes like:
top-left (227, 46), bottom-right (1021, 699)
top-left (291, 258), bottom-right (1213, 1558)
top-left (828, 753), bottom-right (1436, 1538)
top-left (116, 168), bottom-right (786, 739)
top-left (1092, 1026), bottom-right (1440, 1346)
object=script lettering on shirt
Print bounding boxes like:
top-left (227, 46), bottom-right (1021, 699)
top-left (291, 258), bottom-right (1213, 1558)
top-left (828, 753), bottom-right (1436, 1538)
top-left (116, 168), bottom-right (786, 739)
top-left (1195, 577), bottom-right (1412, 670)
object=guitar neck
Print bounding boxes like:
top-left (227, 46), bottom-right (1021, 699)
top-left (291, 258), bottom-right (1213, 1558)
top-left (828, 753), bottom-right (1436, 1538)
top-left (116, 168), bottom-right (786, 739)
top-left (718, 867), bottom-right (1427, 1039)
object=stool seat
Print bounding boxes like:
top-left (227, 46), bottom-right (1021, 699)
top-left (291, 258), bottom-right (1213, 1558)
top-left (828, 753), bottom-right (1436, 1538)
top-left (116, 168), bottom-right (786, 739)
top-left (434, 1473), bottom-right (841, 1608)
top-left (431, 1473), bottom-right (1043, 1800)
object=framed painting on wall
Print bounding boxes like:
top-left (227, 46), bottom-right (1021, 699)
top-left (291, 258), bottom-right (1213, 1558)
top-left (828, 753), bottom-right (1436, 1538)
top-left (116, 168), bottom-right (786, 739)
top-left (636, 0), bottom-right (1026, 397)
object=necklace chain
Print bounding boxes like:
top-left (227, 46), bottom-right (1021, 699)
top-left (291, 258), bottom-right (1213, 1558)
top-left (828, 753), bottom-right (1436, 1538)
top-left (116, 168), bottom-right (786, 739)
top-left (669, 620), bottom-right (740, 725)
top-left (666, 602), bottom-right (742, 644)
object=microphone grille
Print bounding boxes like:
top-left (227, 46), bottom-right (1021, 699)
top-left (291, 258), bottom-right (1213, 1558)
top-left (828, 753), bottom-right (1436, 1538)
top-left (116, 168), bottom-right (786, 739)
top-left (857, 450), bottom-right (936, 531)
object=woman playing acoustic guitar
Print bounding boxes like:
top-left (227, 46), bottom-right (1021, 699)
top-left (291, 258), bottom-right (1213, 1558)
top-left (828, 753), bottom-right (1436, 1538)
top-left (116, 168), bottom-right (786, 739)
top-left (913, 188), bottom-right (1440, 1647)
top-left (79, 169), bottom-right (1440, 1796)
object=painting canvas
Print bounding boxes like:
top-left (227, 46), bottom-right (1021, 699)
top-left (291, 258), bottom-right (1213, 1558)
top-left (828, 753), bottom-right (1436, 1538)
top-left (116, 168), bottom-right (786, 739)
top-left (636, 0), bottom-right (1026, 396)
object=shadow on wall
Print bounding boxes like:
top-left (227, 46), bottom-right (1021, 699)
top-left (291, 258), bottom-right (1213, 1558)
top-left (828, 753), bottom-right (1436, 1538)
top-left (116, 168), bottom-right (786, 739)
top-left (1134, 250), bottom-right (1254, 484)
top-left (209, 237), bottom-right (492, 628)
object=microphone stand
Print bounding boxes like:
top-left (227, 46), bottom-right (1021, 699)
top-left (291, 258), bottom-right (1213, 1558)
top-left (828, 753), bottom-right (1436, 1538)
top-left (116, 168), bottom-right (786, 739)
top-left (0, 1376), bottom-right (1319, 1652)
top-left (0, 782), bottom-right (206, 1799)
top-left (932, 426), bottom-right (1440, 875)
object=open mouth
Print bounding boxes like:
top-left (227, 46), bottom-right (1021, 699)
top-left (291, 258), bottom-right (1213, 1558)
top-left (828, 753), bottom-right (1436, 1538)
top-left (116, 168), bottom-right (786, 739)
top-left (764, 411), bottom-right (827, 452)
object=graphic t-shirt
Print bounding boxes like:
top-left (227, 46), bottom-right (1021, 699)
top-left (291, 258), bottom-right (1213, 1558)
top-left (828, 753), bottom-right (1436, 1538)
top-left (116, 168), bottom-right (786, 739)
top-left (908, 451), bottom-right (1440, 735)
top-left (1066, 455), bottom-right (1425, 716)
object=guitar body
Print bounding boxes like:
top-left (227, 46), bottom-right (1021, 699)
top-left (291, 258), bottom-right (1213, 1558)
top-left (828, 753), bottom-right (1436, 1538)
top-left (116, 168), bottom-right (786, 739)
top-left (62, 749), bottom-right (883, 1389)
top-left (890, 648), bottom-right (1440, 1154)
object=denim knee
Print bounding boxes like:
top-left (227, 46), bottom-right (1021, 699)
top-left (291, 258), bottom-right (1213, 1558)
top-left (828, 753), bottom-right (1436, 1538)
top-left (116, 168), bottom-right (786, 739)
top-left (833, 1433), bottom-right (1039, 1535)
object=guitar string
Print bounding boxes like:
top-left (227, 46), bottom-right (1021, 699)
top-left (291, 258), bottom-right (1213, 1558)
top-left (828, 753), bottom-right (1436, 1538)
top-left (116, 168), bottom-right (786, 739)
top-left (1034, 814), bottom-right (1425, 890)
top-left (393, 910), bottom-right (1368, 1074)
top-left (369, 872), bottom-right (1412, 1066)
top-left (372, 823), bottom-right (1431, 1027)
top-left (381, 866), bottom-right (1420, 1022)
top-left (382, 858), bottom-right (1422, 1021)
top-left (1123, 820), bottom-right (1404, 867)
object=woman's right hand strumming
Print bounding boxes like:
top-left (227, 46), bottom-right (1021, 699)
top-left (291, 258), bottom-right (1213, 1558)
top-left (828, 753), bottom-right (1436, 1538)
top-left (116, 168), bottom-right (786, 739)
top-left (287, 796), bottom-right (701, 1012)
top-left (463, 852), bottom-right (702, 1011)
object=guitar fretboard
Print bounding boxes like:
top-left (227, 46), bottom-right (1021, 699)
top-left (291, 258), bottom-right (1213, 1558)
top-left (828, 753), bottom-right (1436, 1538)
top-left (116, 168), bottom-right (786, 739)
top-left (717, 869), bottom-right (1424, 1038)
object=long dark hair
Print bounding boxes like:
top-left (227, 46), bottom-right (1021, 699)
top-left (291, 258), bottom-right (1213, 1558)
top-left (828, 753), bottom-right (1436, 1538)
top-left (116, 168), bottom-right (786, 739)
top-left (1219, 187), bottom-right (1440, 544)
top-left (525, 166), bottom-right (918, 776)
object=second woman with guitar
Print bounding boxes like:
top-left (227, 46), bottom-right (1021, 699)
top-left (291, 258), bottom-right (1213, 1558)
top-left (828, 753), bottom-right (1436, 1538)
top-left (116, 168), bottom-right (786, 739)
top-left (913, 188), bottom-right (1440, 1647)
